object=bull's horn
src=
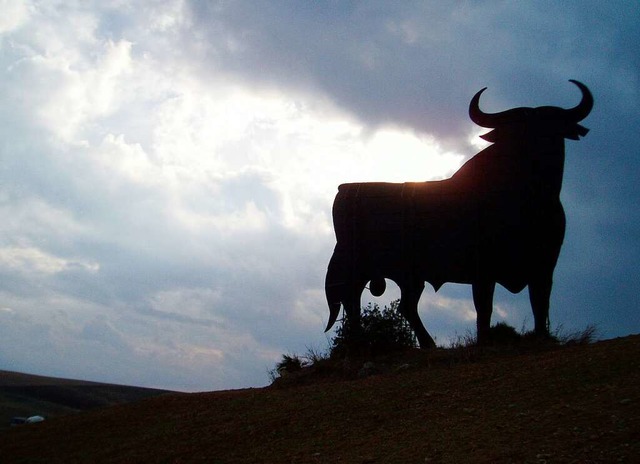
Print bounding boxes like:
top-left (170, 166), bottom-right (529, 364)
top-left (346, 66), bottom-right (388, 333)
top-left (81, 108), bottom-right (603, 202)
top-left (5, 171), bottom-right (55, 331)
top-left (565, 80), bottom-right (593, 122)
top-left (468, 87), bottom-right (506, 128)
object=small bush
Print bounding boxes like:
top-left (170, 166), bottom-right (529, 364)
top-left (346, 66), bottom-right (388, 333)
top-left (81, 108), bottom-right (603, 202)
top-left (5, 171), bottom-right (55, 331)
top-left (269, 347), bottom-right (332, 382)
top-left (448, 323), bottom-right (522, 349)
top-left (488, 322), bottom-right (522, 346)
top-left (303, 345), bottom-right (328, 365)
top-left (276, 354), bottom-right (305, 374)
top-left (330, 300), bottom-right (418, 358)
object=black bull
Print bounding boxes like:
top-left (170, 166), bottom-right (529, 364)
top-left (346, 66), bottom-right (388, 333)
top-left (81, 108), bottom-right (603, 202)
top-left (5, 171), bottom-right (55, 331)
top-left (325, 80), bottom-right (593, 348)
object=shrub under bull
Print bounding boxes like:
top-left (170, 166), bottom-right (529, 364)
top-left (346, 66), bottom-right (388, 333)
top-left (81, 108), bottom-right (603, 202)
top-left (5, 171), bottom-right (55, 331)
top-left (330, 300), bottom-right (418, 358)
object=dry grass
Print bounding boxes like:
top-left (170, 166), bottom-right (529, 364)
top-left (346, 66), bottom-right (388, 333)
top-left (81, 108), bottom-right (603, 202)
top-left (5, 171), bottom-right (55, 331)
top-left (1, 335), bottom-right (638, 463)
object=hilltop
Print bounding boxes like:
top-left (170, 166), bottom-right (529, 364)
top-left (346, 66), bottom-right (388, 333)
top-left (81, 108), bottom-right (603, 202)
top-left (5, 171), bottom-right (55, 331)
top-left (1, 335), bottom-right (638, 463)
top-left (0, 370), bottom-right (173, 431)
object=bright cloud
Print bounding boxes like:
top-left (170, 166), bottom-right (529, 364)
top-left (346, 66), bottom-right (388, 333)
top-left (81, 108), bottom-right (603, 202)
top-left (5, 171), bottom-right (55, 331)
top-left (0, 246), bottom-right (99, 274)
top-left (0, 0), bottom-right (30, 33)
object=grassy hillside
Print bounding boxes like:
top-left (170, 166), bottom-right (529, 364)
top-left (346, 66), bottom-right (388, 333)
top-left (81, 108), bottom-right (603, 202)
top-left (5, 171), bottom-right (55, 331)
top-left (0, 370), bottom-right (173, 431)
top-left (1, 335), bottom-right (638, 463)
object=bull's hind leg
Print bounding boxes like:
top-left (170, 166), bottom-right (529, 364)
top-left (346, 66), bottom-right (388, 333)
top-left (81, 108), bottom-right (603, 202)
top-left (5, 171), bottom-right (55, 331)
top-left (528, 275), bottom-right (552, 338)
top-left (399, 280), bottom-right (436, 349)
top-left (473, 281), bottom-right (496, 345)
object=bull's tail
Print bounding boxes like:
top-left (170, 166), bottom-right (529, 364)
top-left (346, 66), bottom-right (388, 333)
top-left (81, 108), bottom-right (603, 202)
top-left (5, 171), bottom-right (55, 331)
top-left (324, 252), bottom-right (345, 332)
top-left (325, 282), bottom-right (342, 332)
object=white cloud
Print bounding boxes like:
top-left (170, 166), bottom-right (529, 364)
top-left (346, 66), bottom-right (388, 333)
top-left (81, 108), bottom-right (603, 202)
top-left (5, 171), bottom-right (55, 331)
top-left (0, 196), bottom-right (92, 244)
top-left (149, 287), bottom-right (224, 322)
top-left (0, 0), bottom-right (30, 34)
top-left (94, 133), bottom-right (159, 185)
top-left (425, 291), bottom-right (477, 323)
top-left (35, 39), bottom-right (133, 141)
top-left (0, 246), bottom-right (99, 274)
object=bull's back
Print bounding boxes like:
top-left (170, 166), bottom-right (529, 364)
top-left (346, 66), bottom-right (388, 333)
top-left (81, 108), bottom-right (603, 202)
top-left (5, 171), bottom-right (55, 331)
top-left (333, 180), bottom-right (468, 241)
top-left (331, 181), bottom-right (473, 280)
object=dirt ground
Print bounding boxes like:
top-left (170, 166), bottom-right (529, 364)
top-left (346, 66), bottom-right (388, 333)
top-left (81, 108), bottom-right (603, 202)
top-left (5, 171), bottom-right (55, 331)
top-left (1, 335), bottom-right (638, 463)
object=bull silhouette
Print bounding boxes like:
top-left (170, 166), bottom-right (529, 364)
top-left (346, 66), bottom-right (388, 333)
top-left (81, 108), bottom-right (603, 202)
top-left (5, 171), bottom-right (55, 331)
top-left (325, 80), bottom-right (593, 348)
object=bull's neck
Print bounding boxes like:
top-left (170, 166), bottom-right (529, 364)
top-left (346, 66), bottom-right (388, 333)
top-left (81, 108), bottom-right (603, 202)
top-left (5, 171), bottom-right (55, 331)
top-left (526, 138), bottom-right (566, 198)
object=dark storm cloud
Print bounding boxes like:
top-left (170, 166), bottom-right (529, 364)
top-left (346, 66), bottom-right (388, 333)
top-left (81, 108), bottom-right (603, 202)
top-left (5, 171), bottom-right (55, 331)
top-left (185, 1), bottom-right (638, 145)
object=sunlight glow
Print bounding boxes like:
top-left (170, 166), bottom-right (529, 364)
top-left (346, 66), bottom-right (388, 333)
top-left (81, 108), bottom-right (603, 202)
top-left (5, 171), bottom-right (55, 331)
top-left (363, 129), bottom-right (465, 182)
top-left (109, 79), bottom-right (468, 236)
top-left (468, 128), bottom-right (492, 151)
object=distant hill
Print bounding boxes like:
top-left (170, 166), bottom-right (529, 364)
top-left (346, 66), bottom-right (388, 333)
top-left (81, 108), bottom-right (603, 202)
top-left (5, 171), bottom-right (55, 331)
top-left (1, 336), bottom-right (639, 463)
top-left (0, 370), bottom-right (174, 431)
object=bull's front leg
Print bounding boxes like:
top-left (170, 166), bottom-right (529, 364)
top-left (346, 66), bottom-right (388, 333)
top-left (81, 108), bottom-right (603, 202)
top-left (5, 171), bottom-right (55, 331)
top-left (399, 280), bottom-right (436, 349)
top-left (473, 281), bottom-right (496, 345)
top-left (343, 278), bottom-right (368, 353)
top-left (528, 275), bottom-right (552, 338)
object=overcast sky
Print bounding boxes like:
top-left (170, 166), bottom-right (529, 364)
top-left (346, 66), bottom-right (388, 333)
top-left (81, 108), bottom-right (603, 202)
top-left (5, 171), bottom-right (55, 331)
top-left (1, 1), bottom-right (638, 392)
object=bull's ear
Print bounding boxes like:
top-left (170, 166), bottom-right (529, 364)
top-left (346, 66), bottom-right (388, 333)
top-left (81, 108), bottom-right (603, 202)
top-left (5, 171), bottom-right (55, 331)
top-left (564, 123), bottom-right (589, 140)
top-left (480, 129), bottom-right (498, 142)
top-left (575, 123), bottom-right (589, 137)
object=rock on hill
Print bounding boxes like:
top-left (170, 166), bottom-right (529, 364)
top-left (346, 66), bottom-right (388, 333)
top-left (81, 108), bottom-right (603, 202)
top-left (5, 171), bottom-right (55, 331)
top-left (1, 336), bottom-right (639, 463)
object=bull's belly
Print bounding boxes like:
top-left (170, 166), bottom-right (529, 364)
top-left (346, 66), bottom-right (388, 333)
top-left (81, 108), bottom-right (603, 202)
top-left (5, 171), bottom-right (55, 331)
top-left (341, 235), bottom-right (543, 294)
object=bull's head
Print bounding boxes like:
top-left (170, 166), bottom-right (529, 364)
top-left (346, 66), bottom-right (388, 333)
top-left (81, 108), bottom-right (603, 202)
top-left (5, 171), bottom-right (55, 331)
top-left (469, 80), bottom-right (593, 143)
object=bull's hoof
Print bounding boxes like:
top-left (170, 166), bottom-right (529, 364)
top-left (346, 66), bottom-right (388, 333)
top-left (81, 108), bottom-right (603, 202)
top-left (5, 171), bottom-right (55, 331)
top-left (417, 335), bottom-right (437, 349)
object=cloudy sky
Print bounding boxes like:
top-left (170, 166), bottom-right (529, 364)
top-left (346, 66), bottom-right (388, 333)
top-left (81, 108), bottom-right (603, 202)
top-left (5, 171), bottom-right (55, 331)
top-left (0, 1), bottom-right (638, 392)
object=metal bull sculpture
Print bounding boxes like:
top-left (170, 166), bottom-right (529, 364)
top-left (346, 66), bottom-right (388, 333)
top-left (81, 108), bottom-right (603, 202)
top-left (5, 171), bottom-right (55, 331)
top-left (325, 80), bottom-right (593, 348)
